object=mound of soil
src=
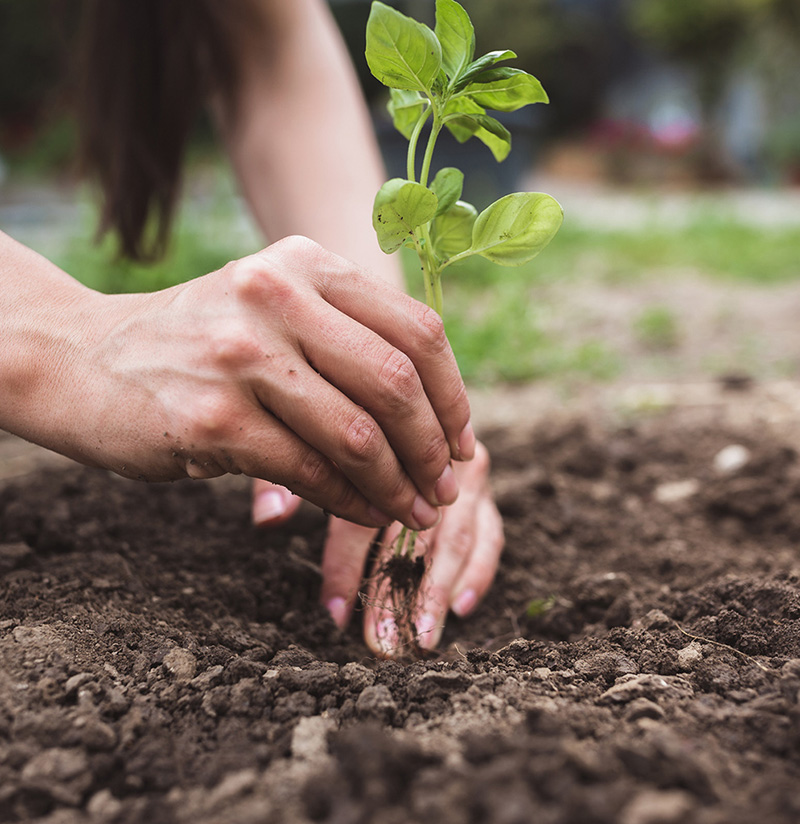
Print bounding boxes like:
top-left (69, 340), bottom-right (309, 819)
top-left (2, 401), bottom-right (800, 824)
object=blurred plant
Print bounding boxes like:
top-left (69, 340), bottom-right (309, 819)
top-left (461, 0), bottom-right (630, 135)
top-left (633, 305), bottom-right (681, 351)
top-left (0, 0), bottom-right (78, 166)
top-left (765, 114), bottom-right (800, 181)
top-left (627, 0), bottom-right (800, 107)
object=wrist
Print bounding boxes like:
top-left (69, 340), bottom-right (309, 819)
top-left (0, 234), bottom-right (113, 457)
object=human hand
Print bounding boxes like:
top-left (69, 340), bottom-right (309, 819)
top-left (254, 441), bottom-right (503, 656)
top-left (55, 236), bottom-right (473, 530)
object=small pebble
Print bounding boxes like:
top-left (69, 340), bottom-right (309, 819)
top-left (713, 444), bottom-right (751, 474)
top-left (676, 642), bottom-right (704, 670)
top-left (355, 685), bottom-right (397, 724)
top-left (654, 479), bottom-right (700, 504)
top-left (621, 789), bottom-right (695, 824)
top-left (163, 648), bottom-right (197, 682)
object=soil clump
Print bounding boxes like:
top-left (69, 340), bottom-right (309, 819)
top-left (2, 397), bottom-right (800, 823)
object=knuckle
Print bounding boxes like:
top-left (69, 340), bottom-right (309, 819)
top-left (378, 350), bottom-right (419, 406)
top-left (185, 394), bottom-right (234, 441)
top-left (227, 257), bottom-right (264, 299)
top-left (450, 381), bottom-right (471, 421)
top-left (420, 434), bottom-right (450, 470)
top-left (229, 256), bottom-right (295, 306)
top-left (411, 303), bottom-right (448, 352)
top-left (272, 234), bottom-right (319, 257)
top-left (207, 321), bottom-right (260, 368)
top-left (296, 451), bottom-right (332, 491)
top-left (327, 483), bottom-right (364, 521)
top-left (341, 413), bottom-right (383, 463)
top-left (381, 472), bottom-right (415, 514)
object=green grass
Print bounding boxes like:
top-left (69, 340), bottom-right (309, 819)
top-left (536, 220), bottom-right (800, 285)
top-left (54, 181), bottom-right (259, 295)
top-left (632, 305), bottom-right (681, 351)
top-left (59, 192), bottom-right (800, 386)
top-left (403, 217), bottom-right (800, 383)
top-left (58, 221), bottom-right (250, 295)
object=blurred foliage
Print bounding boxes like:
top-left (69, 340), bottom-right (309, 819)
top-left (3, 0), bottom-right (799, 176)
top-left (0, 0), bottom-right (79, 168)
top-left (627, 0), bottom-right (800, 104)
top-left (52, 184), bottom-right (800, 386)
top-left (0, 0), bottom-right (65, 117)
top-left (461, 0), bottom-right (632, 135)
top-left (633, 306), bottom-right (681, 351)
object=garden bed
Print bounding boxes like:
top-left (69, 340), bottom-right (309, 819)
top-left (1, 380), bottom-right (800, 824)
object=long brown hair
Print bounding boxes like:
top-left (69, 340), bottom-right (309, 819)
top-left (76, 1), bottom-right (254, 261)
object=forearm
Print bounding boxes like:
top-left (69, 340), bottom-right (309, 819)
top-left (0, 231), bottom-right (109, 455)
top-left (219, 0), bottom-right (403, 289)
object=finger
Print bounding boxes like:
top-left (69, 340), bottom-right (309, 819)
top-left (297, 304), bottom-right (460, 509)
top-left (411, 442), bottom-right (491, 649)
top-left (450, 494), bottom-right (504, 617)
top-left (319, 516), bottom-right (379, 628)
top-left (251, 479), bottom-right (302, 527)
top-left (310, 256), bottom-right (474, 461)
top-left (253, 359), bottom-right (441, 531)
top-left (218, 403), bottom-right (391, 528)
top-left (362, 520), bottom-right (418, 658)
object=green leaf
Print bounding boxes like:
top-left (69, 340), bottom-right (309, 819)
top-left (435, 0), bottom-right (475, 82)
top-left (387, 89), bottom-right (429, 139)
top-left (465, 68), bottom-right (549, 112)
top-left (431, 200), bottom-right (477, 259)
top-left (366, 2), bottom-right (442, 94)
top-left (461, 66), bottom-right (517, 84)
top-left (373, 178), bottom-right (439, 254)
top-left (445, 98), bottom-right (511, 161)
top-left (469, 192), bottom-right (563, 265)
top-left (430, 167), bottom-right (464, 216)
top-left (453, 49), bottom-right (517, 90)
top-left (525, 595), bottom-right (556, 619)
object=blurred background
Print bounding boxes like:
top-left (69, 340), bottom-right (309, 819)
top-left (2, 0), bottom-right (800, 390)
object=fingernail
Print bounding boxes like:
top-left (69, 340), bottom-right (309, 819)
top-left (434, 464), bottom-right (458, 505)
top-left (452, 588), bottom-right (477, 618)
top-left (458, 422), bottom-right (476, 461)
top-left (367, 506), bottom-right (392, 527)
top-left (325, 597), bottom-right (348, 629)
top-left (415, 612), bottom-right (442, 650)
top-left (411, 495), bottom-right (440, 530)
top-left (253, 489), bottom-right (289, 525)
top-left (376, 617), bottom-right (400, 656)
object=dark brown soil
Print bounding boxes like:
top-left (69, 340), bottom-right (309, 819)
top-left (2, 396), bottom-right (800, 824)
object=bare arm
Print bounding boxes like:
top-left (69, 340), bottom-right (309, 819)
top-left (0, 231), bottom-right (113, 458)
top-left (213, 0), bottom-right (503, 654)
top-left (218, 0), bottom-right (404, 288)
top-left (0, 223), bottom-right (474, 531)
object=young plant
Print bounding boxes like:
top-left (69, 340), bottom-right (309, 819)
top-left (365, 0), bottom-right (563, 651)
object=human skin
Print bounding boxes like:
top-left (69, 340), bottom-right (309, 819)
top-left (0, 0), bottom-right (503, 657)
top-left (220, 0), bottom-right (504, 653)
top-left (1, 227), bottom-right (475, 522)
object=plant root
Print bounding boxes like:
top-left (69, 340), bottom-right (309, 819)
top-left (360, 544), bottom-right (429, 660)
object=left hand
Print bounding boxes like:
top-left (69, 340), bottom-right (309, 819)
top-left (252, 440), bottom-right (504, 656)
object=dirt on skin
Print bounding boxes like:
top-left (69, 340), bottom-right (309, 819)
top-left (2, 381), bottom-right (800, 824)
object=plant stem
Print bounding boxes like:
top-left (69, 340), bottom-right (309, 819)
top-left (419, 112), bottom-right (442, 189)
top-left (406, 106), bottom-right (431, 183)
top-left (394, 109), bottom-right (445, 560)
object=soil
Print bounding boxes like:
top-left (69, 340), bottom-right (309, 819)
top-left (2, 380), bottom-right (800, 824)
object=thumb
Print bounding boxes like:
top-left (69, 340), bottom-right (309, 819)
top-left (252, 479), bottom-right (302, 527)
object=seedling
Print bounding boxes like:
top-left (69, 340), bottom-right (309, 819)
top-left (366, 0), bottom-right (563, 651)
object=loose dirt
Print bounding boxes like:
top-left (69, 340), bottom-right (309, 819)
top-left (2, 379), bottom-right (800, 824)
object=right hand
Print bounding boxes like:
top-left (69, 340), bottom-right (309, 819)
top-left (59, 235), bottom-right (474, 530)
